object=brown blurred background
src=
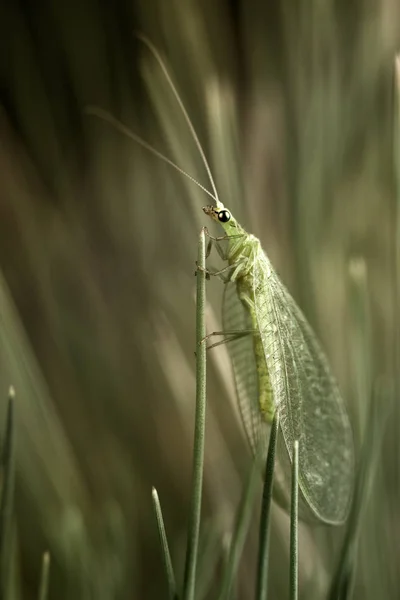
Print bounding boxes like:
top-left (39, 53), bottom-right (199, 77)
top-left (0, 0), bottom-right (399, 598)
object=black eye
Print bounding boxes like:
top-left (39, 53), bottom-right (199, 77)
top-left (218, 209), bottom-right (231, 223)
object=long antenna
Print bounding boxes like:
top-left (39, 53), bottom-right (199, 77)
top-left (85, 106), bottom-right (217, 202)
top-left (136, 34), bottom-right (221, 207)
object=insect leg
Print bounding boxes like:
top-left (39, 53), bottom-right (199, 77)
top-left (229, 261), bottom-right (247, 282)
top-left (203, 228), bottom-right (244, 243)
top-left (228, 236), bottom-right (247, 258)
top-left (197, 228), bottom-right (247, 281)
top-left (204, 236), bottom-right (229, 261)
top-left (198, 262), bottom-right (237, 279)
top-left (205, 238), bottom-right (213, 259)
top-left (238, 292), bottom-right (255, 312)
top-left (213, 240), bottom-right (229, 261)
top-left (202, 329), bottom-right (256, 342)
top-left (203, 258), bottom-right (247, 282)
top-left (201, 329), bottom-right (258, 350)
top-left (204, 228), bottom-right (245, 261)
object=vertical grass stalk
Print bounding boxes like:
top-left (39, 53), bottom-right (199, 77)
top-left (152, 488), bottom-right (177, 599)
top-left (394, 54), bottom-right (400, 300)
top-left (0, 387), bottom-right (15, 600)
top-left (289, 440), bottom-right (299, 600)
top-left (393, 54), bottom-right (400, 500)
top-left (347, 257), bottom-right (371, 440)
top-left (38, 552), bottom-right (50, 600)
top-left (328, 383), bottom-right (388, 600)
top-left (218, 456), bottom-right (260, 600)
top-left (183, 228), bottom-right (207, 600)
top-left (255, 412), bottom-right (279, 600)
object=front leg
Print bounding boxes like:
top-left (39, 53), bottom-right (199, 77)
top-left (196, 228), bottom-right (247, 282)
top-left (203, 227), bottom-right (244, 262)
top-left (196, 262), bottom-right (235, 283)
top-left (196, 259), bottom-right (247, 284)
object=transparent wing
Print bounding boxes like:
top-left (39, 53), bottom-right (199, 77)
top-left (222, 281), bottom-right (269, 455)
top-left (253, 252), bottom-right (354, 524)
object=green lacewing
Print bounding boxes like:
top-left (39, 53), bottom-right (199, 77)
top-left (86, 36), bottom-right (354, 524)
top-left (202, 204), bottom-right (354, 523)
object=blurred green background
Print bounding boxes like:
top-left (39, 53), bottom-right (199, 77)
top-left (0, 0), bottom-right (399, 598)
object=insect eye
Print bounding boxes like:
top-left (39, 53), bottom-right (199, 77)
top-left (218, 210), bottom-right (231, 223)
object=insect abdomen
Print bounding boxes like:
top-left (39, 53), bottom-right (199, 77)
top-left (237, 279), bottom-right (275, 423)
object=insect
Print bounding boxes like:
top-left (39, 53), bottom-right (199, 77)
top-left (86, 36), bottom-right (354, 525)
top-left (201, 203), bottom-right (354, 524)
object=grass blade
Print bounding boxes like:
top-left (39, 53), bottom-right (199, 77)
top-left (394, 54), bottom-right (400, 513)
top-left (255, 411), bottom-right (279, 600)
top-left (327, 382), bottom-right (389, 600)
top-left (183, 228), bottom-right (207, 600)
top-left (152, 487), bottom-right (177, 600)
top-left (194, 521), bottom-right (224, 600)
top-left (289, 440), bottom-right (299, 600)
top-left (37, 551), bottom-right (50, 600)
top-left (0, 387), bottom-right (15, 600)
top-left (218, 457), bottom-right (260, 600)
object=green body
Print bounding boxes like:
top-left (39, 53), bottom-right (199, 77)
top-left (204, 204), bottom-right (275, 422)
top-left (235, 265), bottom-right (275, 423)
top-left (203, 203), bottom-right (355, 525)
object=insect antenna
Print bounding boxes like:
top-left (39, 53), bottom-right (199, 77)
top-left (84, 106), bottom-right (217, 202)
top-left (135, 34), bottom-right (221, 207)
top-left (85, 34), bottom-right (222, 206)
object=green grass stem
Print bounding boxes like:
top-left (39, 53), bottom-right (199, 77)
top-left (347, 257), bottom-right (371, 439)
top-left (393, 54), bottom-right (400, 503)
top-left (37, 552), bottom-right (50, 600)
top-left (289, 440), bottom-right (299, 600)
top-left (328, 382), bottom-right (389, 600)
top-left (151, 487), bottom-right (177, 600)
top-left (255, 412), bottom-right (279, 600)
top-left (218, 457), bottom-right (260, 600)
top-left (182, 228), bottom-right (207, 600)
top-left (395, 55), bottom-right (400, 273)
top-left (0, 387), bottom-right (15, 600)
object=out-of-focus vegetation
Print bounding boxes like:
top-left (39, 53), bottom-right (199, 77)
top-left (0, 0), bottom-right (399, 598)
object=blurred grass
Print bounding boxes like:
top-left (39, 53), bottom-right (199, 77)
top-left (0, 0), bottom-right (399, 598)
top-left (151, 488), bottom-right (176, 599)
top-left (0, 391), bottom-right (15, 600)
top-left (37, 552), bottom-right (50, 600)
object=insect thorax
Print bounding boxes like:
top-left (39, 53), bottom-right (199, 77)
top-left (227, 233), bottom-right (260, 274)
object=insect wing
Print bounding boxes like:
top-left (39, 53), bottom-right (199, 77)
top-left (222, 281), bottom-right (269, 456)
top-left (222, 272), bottom-right (310, 518)
top-left (253, 253), bottom-right (354, 524)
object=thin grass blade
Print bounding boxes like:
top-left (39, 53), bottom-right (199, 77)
top-left (37, 551), bottom-right (50, 600)
top-left (152, 487), bottom-right (177, 600)
top-left (327, 382), bottom-right (389, 600)
top-left (183, 228), bottom-right (207, 600)
top-left (289, 440), bottom-right (299, 600)
top-left (195, 522), bottom-right (225, 600)
top-left (255, 411), bottom-right (279, 600)
top-left (218, 456), bottom-right (261, 600)
top-left (393, 55), bottom-right (400, 508)
top-left (0, 387), bottom-right (15, 600)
